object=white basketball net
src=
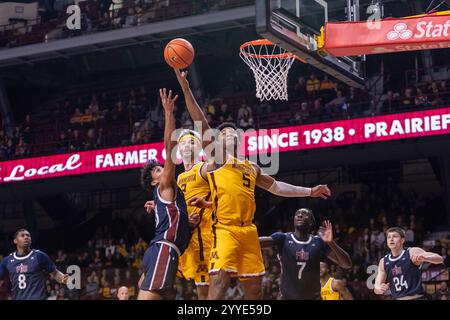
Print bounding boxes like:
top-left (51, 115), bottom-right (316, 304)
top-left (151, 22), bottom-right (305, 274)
top-left (240, 39), bottom-right (296, 101)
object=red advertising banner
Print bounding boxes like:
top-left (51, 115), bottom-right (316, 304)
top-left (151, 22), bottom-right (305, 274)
top-left (243, 107), bottom-right (450, 155)
top-left (0, 142), bottom-right (165, 184)
top-left (1, 108), bottom-right (450, 184)
top-left (323, 11), bottom-right (450, 56)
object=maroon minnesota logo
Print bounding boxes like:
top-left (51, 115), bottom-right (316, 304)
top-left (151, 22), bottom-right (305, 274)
top-left (210, 251), bottom-right (219, 260)
top-left (296, 249), bottom-right (309, 261)
top-left (196, 264), bottom-right (208, 273)
top-left (392, 265), bottom-right (403, 276)
top-left (16, 263), bottom-right (28, 273)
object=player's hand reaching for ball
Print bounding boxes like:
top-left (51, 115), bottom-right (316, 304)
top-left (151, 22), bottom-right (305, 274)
top-left (318, 220), bottom-right (333, 243)
top-left (188, 196), bottom-right (212, 209)
top-left (144, 201), bottom-right (155, 214)
top-left (311, 185), bottom-right (331, 199)
top-left (159, 88), bottom-right (178, 114)
top-left (174, 69), bottom-right (190, 91)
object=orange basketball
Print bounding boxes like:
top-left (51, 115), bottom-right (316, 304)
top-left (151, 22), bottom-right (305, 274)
top-left (164, 38), bottom-right (195, 69)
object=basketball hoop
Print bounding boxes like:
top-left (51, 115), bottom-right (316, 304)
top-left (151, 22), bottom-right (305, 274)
top-left (239, 39), bottom-right (297, 101)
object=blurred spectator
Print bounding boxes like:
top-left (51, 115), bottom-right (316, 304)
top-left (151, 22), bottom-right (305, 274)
top-left (85, 275), bottom-right (100, 299)
top-left (382, 90), bottom-right (399, 113)
top-left (319, 75), bottom-right (336, 93)
top-left (124, 8), bottom-right (138, 27)
top-left (204, 98), bottom-right (216, 116)
top-left (105, 239), bottom-right (116, 256)
top-left (14, 137), bottom-right (28, 157)
top-left (399, 88), bottom-right (415, 110)
top-left (117, 286), bottom-right (129, 300)
top-left (22, 114), bottom-right (33, 144)
top-left (131, 124), bottom-right (144, 144)
top-left (69, 130), bottom-right (84, 152)
top-left (4, 139), bottom-right (15, 159)
top-left (93, 249), bottom-right (104, 268)
top-left (325, 90), bottom-right (347, 117)
top-left (310, 98), bottom-right (323, 120)
top-left (237, 103), bottom-right (253, 120)
top-left (98, 12), bottom-right (112, 31)
top-left (97, 128), bottom-right (106, 147)
top-left (111, 100), bottom-right (127, 123)
top-left (84, 128), bottom-right (98, 150)
top-left (432, 282), bottom-right (449, 300)
top-left (105, 254), bottom-right (114, 268)
top-left (429, 83), bottom-right (444, 107)
top-left (149, 104), bottom-right (163, 129)
top-left (290, 102), bottom-right (309, 124)
top-left (11, 126), bottom-right (22, 145)
top-left (206, 113), bottom-right (215, 127)
top-left (414, 88), bottom-right (430, 107)
top-left (238, 109), bottom-right (254, 130)
top-left (113, 252), bottom-right (127, 268)
top-left (294, 76), bottom-right (307, 98)
top-left (306, 74), bottom-right (320, 96)
top-left (217, 103), bottom-right (232, 122)
top-left (55, 131), bottom-right (68, 153)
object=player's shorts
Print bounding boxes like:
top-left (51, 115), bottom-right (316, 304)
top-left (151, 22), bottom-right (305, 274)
top-left (208, 223), bottom-right (265, 279)
top-left (178, 227), bottom-right (211, 286)
top-left (140, 241), bottom-right (180, 292)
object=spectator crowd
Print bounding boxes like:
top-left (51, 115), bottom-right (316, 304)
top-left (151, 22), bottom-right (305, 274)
top-left (2, 71), bottom-right (450, 161)
top-left (0, 0), bottom-right (252, 49)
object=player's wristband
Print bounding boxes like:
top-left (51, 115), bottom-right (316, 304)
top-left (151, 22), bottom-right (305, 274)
top-left (268, 181), bottom-right (312, 197)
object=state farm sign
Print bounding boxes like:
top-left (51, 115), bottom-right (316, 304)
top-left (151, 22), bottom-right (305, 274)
top-left (324, 12), bottom-right (450, 56)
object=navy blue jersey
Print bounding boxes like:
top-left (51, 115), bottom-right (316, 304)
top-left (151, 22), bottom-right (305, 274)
top-left (384, 248), bottom-right (424, 299)
top-left (0, 249), bottom-right (56, 300)
top-left (152, 186), bottom-right (190, 254)
top-left (271, 232), bottom-right (331, 300)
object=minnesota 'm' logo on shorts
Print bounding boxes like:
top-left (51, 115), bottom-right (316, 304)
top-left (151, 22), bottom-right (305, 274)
top-left (196, 264), bottom-right (208, 273)
top-left (210, 251), bottom-right (219, 260)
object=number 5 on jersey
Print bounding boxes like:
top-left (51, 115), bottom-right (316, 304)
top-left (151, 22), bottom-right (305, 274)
top-left (242, 173), bottom-right (251, 188)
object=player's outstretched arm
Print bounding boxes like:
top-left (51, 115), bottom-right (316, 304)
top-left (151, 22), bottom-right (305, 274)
top-left (159, 88), bottom-right (178, 197)
top-left (409, 247), bottom-right (444, 265)
top-left (253, 163), bottom-right (331, 199)
top-left (332, 279), bottom-right (354, 300)
top-left (374, 258), bottom-right (389, 295)
top-left (320, 221), bottom-right (352, 269)
top-left (174, 69), bottom-right (216, 162)
top-left (259, 237), bottom-right (275, 249)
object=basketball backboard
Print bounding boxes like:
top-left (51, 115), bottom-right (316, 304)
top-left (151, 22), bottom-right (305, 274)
top-left (256, 0), bottom-right (365, 88)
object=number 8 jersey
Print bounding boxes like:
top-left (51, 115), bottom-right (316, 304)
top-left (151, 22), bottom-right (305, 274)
top-left (0, 249), bottom-right (57, 300)
top-left (383, 248), bottom-right (424, 299)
